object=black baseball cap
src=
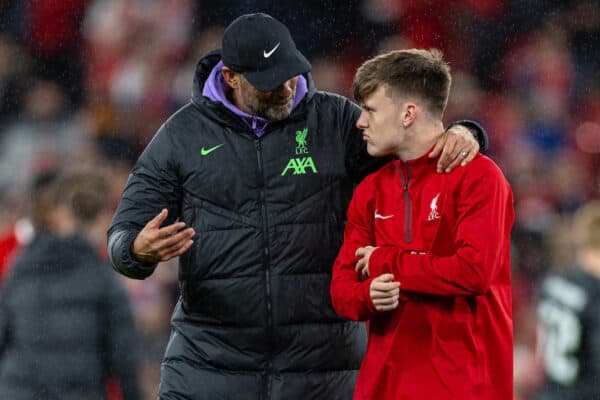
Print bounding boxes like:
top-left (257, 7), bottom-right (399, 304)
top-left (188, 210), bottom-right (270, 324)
top-left (222, 13), bottom-right (311, 92)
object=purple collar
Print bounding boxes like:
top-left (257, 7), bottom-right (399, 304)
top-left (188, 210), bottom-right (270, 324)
top-left (202, 61), bottom-right (308, 137)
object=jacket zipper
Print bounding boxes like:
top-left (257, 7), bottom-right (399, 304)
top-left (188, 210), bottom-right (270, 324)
top-left (398, 162), bottom-right (412, 243)
top-left (255, 139), bottom-right (273, 399)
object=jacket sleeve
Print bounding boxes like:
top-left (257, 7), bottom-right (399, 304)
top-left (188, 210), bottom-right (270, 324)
top-left (368, 163), bottom-right (514, 296)
top-left (446, 119), bottom-right (489, 154)
top-left (107, 123), bottom-right (183, 279)
top-left (330, 182), bottom-right (378, 321)
top-left (103, 273), bottom-right (142, 400)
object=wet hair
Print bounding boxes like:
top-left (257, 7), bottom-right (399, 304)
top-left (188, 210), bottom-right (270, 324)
top-left (353, 48), bottom-right (451, 117)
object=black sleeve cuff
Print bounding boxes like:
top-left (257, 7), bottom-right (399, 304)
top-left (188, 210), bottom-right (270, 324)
top-left (446, 119), bottom-right (489, 155)
top-left (108, 228), bottom-right (157, 280)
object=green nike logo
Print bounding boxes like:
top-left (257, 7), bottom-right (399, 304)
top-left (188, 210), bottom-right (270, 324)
top-left (200, 144), bottom-right (224, 156)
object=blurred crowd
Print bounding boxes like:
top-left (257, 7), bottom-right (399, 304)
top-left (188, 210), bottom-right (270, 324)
top-left (0, 0), bottom-right (599, 399)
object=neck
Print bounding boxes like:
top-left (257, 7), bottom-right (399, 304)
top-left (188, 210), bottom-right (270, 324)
top-left (396, 119), bottom-right (444, 161)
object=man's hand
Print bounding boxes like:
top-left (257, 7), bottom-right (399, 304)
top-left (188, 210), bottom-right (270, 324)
top-left (132, 209), bottom-right (195, 264)
top-left (370, 274), bottom-right (401, 312)
top-left (429, 124), bottom-right (480, 173)
top-left (355, 246), bottom-right (376, 280)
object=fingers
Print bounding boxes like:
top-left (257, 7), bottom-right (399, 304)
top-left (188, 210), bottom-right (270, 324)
top-left (371, 280), bottom-right (400, 293)
top-left (428, 133), bottom-right (446, 159)
top-left (436, 135), bottom-right (458, 173)
top-left (371, 287), bottom-right (400, 299)
top-left (375, 273), bottom-right (395, 282)
top-left (355, 257), bottom-right (367, 273)
top-left (460, 141), bottom-right (479, 167)
top-left (159, 221), bottom-right (188, 238)
top-left (442, 150), bottom-right (464, 173)
top-left (371, 286), bottom-right (400, 311)
top-left (151, 225), bottom-right (195, 254)
top-left (437, 125), bottom-right (481, 172)
top-left (147, 208), bottom-right (169, 229)
top-left (370, 274), bottom-right (401, 311)
top-left (354, 246), bottom-right (373, 258)
top-left (161, 238), bottom-right (194, 260)
top-left (133, 217), bottom-right (195, 263)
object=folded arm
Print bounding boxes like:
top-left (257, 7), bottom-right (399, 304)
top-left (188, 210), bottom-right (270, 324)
top-left (367, 166), bottom-right (513, 296)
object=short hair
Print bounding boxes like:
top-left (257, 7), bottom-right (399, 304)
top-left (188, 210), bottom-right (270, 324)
top-left (52, 171), bottom-right (109, 224)
top-left (573, 201), bottom-right (600, 251)
top-left (352, 49), bottom-right (451, 117)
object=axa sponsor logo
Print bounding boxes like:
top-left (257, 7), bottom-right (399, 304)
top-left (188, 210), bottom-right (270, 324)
top-left (281, 157), bottom-right (317, 176)
top-left (281, 127), bottom-right (318, 176)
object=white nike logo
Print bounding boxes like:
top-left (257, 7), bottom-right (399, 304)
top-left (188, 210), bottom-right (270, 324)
top-left (374, 212), bottom-right (394, 220)
top-left (263, 42), bottom-right (280, 58)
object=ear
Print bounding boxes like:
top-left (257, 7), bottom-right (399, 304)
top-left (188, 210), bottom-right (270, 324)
top-left (402, 103), bottom-right (418, 128)
top-left (221, 67), bottom-right (239, 90)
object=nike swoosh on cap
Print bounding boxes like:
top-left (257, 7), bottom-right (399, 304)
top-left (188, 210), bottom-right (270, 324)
top-left (200, 144), bottom-right (224, 156)
top-left (263, 42), bottom-right (280, 58)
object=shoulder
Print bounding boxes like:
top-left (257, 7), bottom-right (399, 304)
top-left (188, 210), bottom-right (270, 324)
top-left (140, 103), bottom-right (206, 158)
top-left (158, 103), bottom-right (200, 137)
top-left (454, 154), bottom-right (510, 188)
top-left (310, 91), bottom-right (360, 114)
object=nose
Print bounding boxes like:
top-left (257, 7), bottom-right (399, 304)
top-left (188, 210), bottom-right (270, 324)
top-left (356, 111), bottom-right (369, 129)
top-left (274, 78), bottom-right (297, 97)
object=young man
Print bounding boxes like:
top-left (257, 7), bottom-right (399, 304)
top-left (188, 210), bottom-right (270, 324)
top-left (537, 201), bottom-right (600, 400)
top-left (108, 13), bottom-right (486, 399)
top-left (330, 49), bottom-right (514, 399)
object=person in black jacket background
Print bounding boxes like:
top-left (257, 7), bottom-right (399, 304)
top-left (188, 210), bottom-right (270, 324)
top-left (108, 13), bottom-right (485, 400)
top-left (0, 171), bottom-right (142, 400)
top-left (536, 201), bottom-right (600, 400)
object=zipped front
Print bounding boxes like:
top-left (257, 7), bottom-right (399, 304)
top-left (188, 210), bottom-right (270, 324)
top-left (255, 139), bottom-right (273, 400)
top-left (398, 161), bottom-right (412, 243)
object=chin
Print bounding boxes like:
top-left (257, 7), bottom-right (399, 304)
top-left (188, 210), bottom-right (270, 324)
top-left (366, 146), bottom-right (383, 158)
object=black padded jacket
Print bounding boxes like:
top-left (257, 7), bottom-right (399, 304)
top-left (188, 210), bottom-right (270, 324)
top-left (0, 233), bottom-right (141, 400)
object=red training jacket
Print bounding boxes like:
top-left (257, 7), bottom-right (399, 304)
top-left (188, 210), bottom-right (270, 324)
top-left (330, 151), bottom-right (514, 400)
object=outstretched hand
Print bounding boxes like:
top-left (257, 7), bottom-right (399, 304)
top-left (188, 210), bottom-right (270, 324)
top-left (132, 209), bottom-right (195, 264)
top-left (429, 124), bottom-right (480, 173)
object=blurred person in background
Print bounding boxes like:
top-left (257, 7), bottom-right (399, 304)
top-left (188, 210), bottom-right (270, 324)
top-left (330, 49), bottom-right (514, 399)
top-left (536, 200), bottom-right (600, 400)
top-left (0, 170), bottom-right (142, 400)
top-left (107, 12), bottom-right (486, 400)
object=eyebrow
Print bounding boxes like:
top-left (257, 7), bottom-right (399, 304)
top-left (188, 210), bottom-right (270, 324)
top-left (362, 104), bottom-right (375, 112)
